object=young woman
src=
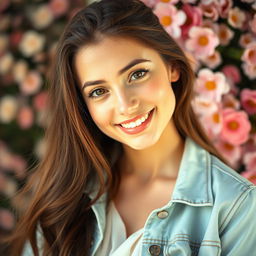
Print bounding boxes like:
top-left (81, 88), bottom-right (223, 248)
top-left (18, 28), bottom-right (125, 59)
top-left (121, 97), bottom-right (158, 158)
top-left (9, 0), bottom-right (256, 255)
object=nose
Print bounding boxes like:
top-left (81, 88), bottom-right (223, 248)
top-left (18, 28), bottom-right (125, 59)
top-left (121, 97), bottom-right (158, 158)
top-left (115, 90), bottom-right (140, 115)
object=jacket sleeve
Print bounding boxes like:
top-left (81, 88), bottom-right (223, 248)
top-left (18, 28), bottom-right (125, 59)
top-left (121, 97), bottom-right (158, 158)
top-left (220, 186), bottom-right (256, 255)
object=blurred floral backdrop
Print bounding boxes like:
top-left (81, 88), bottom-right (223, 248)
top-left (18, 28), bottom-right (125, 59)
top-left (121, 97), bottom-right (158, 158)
top-left (0, 0), bottom-right (256, 238)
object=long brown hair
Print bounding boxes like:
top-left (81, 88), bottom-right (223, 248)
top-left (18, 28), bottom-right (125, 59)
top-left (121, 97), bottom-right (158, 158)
top-left (8, 0), bottom-right (228, 255)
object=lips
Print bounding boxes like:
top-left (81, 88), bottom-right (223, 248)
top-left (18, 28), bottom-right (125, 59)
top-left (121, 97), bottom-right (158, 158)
top-left (116, 109), bottom-right (154, 135)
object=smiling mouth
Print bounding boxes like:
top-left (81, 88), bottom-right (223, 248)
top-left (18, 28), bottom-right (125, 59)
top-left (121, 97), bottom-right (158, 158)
top-left (116, 109), bottom-right (154, 135)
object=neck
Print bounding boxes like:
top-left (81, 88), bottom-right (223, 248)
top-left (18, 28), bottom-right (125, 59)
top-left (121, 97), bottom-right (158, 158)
top-left (120, 120), bottom-right (185, 183)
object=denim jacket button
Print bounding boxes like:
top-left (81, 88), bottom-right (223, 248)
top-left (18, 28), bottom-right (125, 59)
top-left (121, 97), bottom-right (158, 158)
top-left (157, 210), bottom-right (169, 219)
top-left (149, 244), bottom-right (161, 255)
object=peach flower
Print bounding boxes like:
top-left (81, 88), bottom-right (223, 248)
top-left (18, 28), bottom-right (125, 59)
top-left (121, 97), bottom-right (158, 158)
top-left (0, 209), bottom-right (15, 230)
top-left (30, 4), bottom-right (54, 29)
top-left (241, 89), bottom-right (256, 115)
top-left (154, 3), bottom-right (186, 38)
top-left (34, 138), bottom-right (46, 159)
top-left (200, 50), bottom-right (222, 69)
top-left (195, 68), bottom-right (229, 102)
top-left (19, 30), bottom-right (45, 57)
top-left (20, 70), bottom-right (42, 95)
top-left (228, 7), bottom-right (246, 29)
top-left (181, 4), bottom-right (202, 38)
top-left (242, 63), bottom-right (256, 79)
top-left (49, 0), bottom-right (69, 17)
top-left (17, 106), bottom-right (34, 129)
top-left (185, 26), bottom-right (219, 58)
top-left (214, 139), bottom-right (242, 169)
top-left (216, 23), bottom-right (234, 46)
top-left (0, 96), bottom-right (18, 123)
top-left (0, 52), bottom-right (13, 75)
top-left (242, 42), bottom-right (256, 66)
top-left (220, 108), bottom-right (251, 146)
top-left (239, 33), bottom-right (256, 48)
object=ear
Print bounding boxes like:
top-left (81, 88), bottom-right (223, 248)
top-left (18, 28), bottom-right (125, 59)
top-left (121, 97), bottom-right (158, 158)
top-left (168, 65), bottom-right (180, 83)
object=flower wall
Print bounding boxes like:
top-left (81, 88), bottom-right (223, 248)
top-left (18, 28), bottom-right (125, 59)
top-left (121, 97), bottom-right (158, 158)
top-left (0, 0), bottom-right (87, 238)
top-left (0, 0), bottom-right (256, 234)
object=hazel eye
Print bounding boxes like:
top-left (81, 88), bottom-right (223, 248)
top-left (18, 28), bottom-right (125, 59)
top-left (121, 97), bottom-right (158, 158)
top-left (129, 69), bottom-right (149, 82)
top-left (89, 88), bottom-right (107, 98)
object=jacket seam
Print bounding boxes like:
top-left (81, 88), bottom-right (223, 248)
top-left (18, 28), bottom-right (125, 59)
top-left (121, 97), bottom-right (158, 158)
top-left (219, 187), bottom-right (252, 233)
top-left (212, 164), bottom-right (254, 189)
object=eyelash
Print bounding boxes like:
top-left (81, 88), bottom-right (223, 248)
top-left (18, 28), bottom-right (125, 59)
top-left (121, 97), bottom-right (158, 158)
top-left (88, 69), bottom-right (149, 98)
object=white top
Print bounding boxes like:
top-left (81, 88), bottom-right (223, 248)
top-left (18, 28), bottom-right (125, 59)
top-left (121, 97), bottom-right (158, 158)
top-left (95, 201), bottom-right (143, 256)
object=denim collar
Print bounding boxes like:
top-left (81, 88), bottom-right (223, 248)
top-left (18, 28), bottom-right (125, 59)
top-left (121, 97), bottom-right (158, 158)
top-left (171, 137), bottom-right (213, 206)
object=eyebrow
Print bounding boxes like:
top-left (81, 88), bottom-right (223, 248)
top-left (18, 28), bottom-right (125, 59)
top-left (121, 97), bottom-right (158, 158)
top-left (81, 58), bottom-right (151, 90)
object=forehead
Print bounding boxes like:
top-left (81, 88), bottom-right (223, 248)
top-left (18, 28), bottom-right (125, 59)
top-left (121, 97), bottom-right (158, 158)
top-left (74, 36), bottom-right (162, 80)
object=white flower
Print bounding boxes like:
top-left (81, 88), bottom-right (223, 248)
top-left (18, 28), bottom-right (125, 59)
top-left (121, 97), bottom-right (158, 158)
top-left (0, 53), bottom-right (13, 74)
top-left (19, 31), bottom-right (45, 57)
top-left (0, 96), bottom-right (18, 123)
top-left (12, 60), bottom-right (28, 83)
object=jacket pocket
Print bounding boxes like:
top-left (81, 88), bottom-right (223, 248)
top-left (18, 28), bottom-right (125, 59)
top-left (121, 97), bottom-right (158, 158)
top-left (165, 238), bottom-right (221, 256)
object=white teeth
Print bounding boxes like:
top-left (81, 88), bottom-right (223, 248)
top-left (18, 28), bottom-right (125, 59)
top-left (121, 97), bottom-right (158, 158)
top-left (121, 112), bottom-right (150, 129)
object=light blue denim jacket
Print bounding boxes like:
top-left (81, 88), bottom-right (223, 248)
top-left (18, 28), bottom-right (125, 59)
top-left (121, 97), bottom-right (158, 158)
top-left (23, 138), bottom-right (256, 256)
top-left (90, 138), bottom-right (256, 256)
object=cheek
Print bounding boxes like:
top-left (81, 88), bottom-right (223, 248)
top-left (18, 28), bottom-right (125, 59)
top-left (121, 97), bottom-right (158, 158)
top-left (87, 103), bottom-right (112, 128)
top-left (142, 76), bottom-right (173, 101)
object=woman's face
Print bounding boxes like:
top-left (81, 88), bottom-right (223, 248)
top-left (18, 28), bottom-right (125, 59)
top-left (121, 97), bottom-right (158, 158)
top-left (75, 36), bottom-right (179, 150)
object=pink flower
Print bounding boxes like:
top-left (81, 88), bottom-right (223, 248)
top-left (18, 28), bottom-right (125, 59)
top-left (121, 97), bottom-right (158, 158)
top-left (20, 70), bottom-right (42, 95)
top-left (216, 23), bottom-right (234, 46)
top-left (241, 89), bottom-right (256, 115)
top-left (49, 0), bottom-right (69, 17)
top-left (154, 3), bottom-right (186, 38)
top-left (228, 7), bottom-right (246, 29)
top-left (181, 4), bottom-right (202, 38)
top-left (17, 106), bottom-right (34, 129)
top-left (220, 108), bottom-right (251, 146)
top-left (217, 0), bottom-right (233, 18)
top-left (30, 4), bottom-right (54, 29)
top-left (242, 42), bottom-right (256, 66)
top-left (185, 26), bottom-right (219, 58)
top-left (243, 151), bottom-right (256, 171)
top-left (241, 170), bottom-right (256, 184)
top-left (239, 33), bottom-right (256, 48)
top-left (250, 14), bottom-right (256, 34)
top-left (10, 31), bottom-right (23, 48)
top-left (200, 50), bottom-right (222, 69)
top-left (200, 110), bottom-right (222, 138)
top-left (33, 91), bottom-right (48, 111)
top-left (199, 2), bottom-right (219, 21)
top-left (214, 139), bottom-right (242, 169)
top-left (192, 96), bottom-right (218, 117)
top-left (221, 65), bottom-right (241, 84)
top-left (195, 68), bottom-right (229, 102)
top-left (0, 209), bottom-right (15, 230)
